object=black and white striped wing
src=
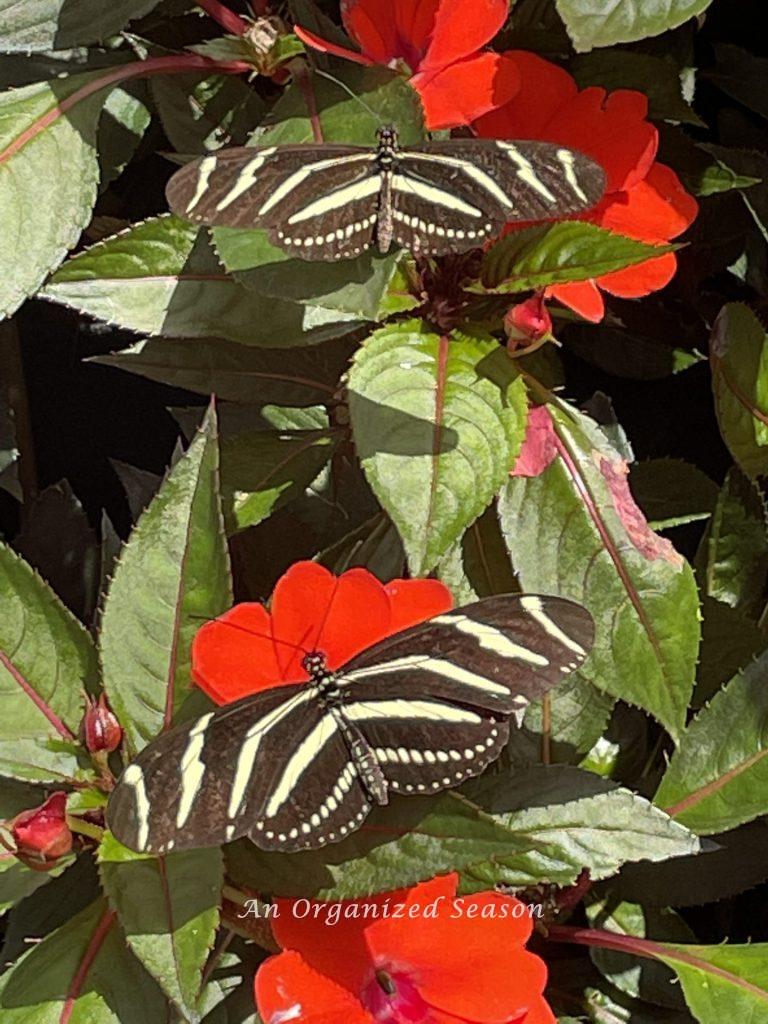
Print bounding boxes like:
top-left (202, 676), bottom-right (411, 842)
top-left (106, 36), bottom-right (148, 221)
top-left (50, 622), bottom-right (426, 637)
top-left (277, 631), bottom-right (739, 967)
top-left (338, 695), bottom-right (510, 798)
top-left (391, 140), bottom-right (606, 255)
top-left (341, 594), bottom-right (594, 716)
top-left (165, 144), bottom-right (381, 259)
top-left (107, 682), bottom-right (317, 854)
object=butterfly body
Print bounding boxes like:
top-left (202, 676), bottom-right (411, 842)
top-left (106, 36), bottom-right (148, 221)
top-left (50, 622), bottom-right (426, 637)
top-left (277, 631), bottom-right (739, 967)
top-left (166, 126), bottom-right (606, 261)
top-left (107, 594), bottom-right (594, 855)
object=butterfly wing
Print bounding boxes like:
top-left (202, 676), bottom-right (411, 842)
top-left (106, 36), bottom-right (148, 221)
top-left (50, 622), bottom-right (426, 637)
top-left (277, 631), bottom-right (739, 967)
top-left (340, 594), bottom-right (594, 716)
top-left (391, 140), bottom-right (606, 255)
top-left (166, 144), bottom-right (381, 260)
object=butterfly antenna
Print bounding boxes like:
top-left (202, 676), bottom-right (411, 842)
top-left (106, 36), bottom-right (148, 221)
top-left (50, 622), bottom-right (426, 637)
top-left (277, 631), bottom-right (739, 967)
top-left (312, 68), bottom-right (382, 124)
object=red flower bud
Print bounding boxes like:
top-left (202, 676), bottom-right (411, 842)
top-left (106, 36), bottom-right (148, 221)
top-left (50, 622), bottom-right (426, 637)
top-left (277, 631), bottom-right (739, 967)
top-left (503, 293), bottom-right (553, 349)
top-left (82, 694), bottom-right (123, 754)
top-left (9, 792), bottom-right (73, 868)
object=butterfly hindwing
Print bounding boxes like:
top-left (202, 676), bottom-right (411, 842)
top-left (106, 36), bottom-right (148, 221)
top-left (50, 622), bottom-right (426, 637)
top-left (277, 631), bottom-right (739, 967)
top-left (165, 143), bottom-right (380, 260)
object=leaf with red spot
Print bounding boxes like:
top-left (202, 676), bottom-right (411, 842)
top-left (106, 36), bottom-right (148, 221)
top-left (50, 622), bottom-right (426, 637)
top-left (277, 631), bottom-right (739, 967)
top-left (499, 402), bottom-right (699, 743)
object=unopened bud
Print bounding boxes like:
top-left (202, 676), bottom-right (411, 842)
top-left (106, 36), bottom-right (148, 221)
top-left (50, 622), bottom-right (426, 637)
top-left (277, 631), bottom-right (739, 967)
top-left (7, 792), bottom-right (73, 869)
top-left (82, 694), bottom-right (122, 754)
top-left (503, 293), bottom-right (553, 349)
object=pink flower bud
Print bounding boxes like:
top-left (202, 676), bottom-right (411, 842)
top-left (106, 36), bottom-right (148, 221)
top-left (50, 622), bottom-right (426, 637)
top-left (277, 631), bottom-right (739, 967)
top-left (82, 694), bottom-right (123, 754)
top-left (503, 293), bottom-right (553, 348)
top-left (9, 792), bottom-right (72, 868)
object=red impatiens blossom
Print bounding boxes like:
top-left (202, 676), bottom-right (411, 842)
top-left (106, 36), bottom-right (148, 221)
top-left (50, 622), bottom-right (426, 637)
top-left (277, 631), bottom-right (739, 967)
top-left (295, 0), bottom-right (521, 129)
top-left (192, 561), bottom-right (453, 705)
top-left (5, 792), bottom-right (73, 870)
top-left (475, 51), bottom-right (699, 322)
top-left (255, 873), bottom-right (555, 1024)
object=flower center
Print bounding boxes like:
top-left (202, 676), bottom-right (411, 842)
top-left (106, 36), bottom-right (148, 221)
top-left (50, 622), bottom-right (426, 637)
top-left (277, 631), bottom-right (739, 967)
top-left (361, 970), bottom-right (500, 1024)
top-left (362, 970), bottom-right (433, 1024)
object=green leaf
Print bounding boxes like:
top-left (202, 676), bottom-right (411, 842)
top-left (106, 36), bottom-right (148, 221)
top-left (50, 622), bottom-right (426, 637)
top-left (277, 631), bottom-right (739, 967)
top-left (45, 215), bottom-right (361, 346)
top-left (98, 83), bottom-right (151, 189)
top-left (100, 404), bottom-right (232, 754)
top-left (571, 51), bottom-right (704, 125)
top-left (213, 64), bottom-right (424, 320)
top-left (0, 737), bottom-right (89, 784)
top-left (499, 402), bottom-right (699, 743)
top-left (0, 72), bottom-right (116, 318)
top-left (151, 72), bottom-right (265, 154)
top-left (99, 833), bottom-right (223, 1023)
top-left (226, 766), bottom-right (698, 900)
top-left (586, 899), bottom-right (694, 1010)
top-left (656, 944), bottom-right (768, 1023)
top-left (221, 407), bottom-right (342, 533)
top-left (705, 467), bottom-right (768, 614)
top-left (630, 459), bottom-right (718, 531)
top-left (707, 44), bottom-right (768, 121)
top-left (555, 0), bottom-right (715, 52)
top-left (0, 852), bottom-right (69, 917)
top-left (655, 651), bottom-right (768, 834)
top-left (710, 302), bottom-right (768, 478)
top-left (695, 596), bottom-right (764, 706)
top-left (0, 0), bottom-right (159, 51)
top-left (478, 223), bottom-right (672, 294)
top-left (0, 898), bottom-right (168, 1021)
top-left (349, 321), bottom-right (528, 575)
top-left (0, 543), bottom-right (97, 766)
top-left (91, 334), bottom-right (357, 405)
top-left (615, 820), bottom-right (768, 908)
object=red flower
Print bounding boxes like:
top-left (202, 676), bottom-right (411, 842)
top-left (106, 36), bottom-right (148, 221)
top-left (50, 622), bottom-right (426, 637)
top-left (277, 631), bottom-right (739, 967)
top-left (192, 561), bottom-right (452, 705)
top-left (295, 0), bottom-right (521, 129)
top-left (256, 873), bottom-right (555, 1024)
top-left (6, 792), bottom-right (73, 869)
top-left (475, 52), bottom-right (699, 322)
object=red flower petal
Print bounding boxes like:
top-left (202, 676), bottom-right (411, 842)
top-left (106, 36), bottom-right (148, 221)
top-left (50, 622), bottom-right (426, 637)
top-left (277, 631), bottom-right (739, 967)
top-left (256, 950), bottom-right (372, 1024)
top-left (294, 24), bottom-right (375, 66)
top-left (519, 997), bottom-right (557, 1024)
top-left (192, 603), bottom-right (282, 704)
top-left (413, 51), bottom-right (521, 129)
top-left (474, 50), bottom-right (577, 139)
top-left (341, 0), bottom-right (440, 67)
top-left (547, 279), bottom-right (605, 322)
top-left (269, 562), bottom-right (392, 680)
top-left (511, 405), bottom-right (557, 478)
top-left (541, 87), bottom-right (657, 194)
top-left (599, 163), bottom-right (698, 244)
top-left (598, 252), bottom-right (679, 299)
top-left (384, 577), bottom-right (454, 632)
top-left (420, 0), bottom-right (511, 71)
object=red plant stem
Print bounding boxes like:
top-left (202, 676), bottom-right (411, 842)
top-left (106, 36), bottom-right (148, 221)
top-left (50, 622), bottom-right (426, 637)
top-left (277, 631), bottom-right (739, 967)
top-left (197, 0), bottom-right (249, 35)
top-left (60, 909), bottom-right (116, 1024)
top-left (292, 59), bottom-right (324, 142)
top-left (0, 54), bottom-right (252, 167)
top-left (0, 650), bottom-right (76, 740)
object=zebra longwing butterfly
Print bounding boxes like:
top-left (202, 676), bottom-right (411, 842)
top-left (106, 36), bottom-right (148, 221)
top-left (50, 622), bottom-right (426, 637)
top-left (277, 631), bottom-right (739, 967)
top-left (166, 126), bottom-right (606, 261)
top-left (107, 594), bottom-right (594, 855)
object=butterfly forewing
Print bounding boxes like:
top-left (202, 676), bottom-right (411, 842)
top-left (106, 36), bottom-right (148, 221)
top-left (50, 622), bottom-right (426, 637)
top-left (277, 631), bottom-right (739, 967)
top-left (341, 595), bottom-right (594, 714)
top-left (107, 593), bottom-right (594, 855)
top-left (166, 143), bottom-right (380, 259)
top-left (391, 140), bottom-right (606, 256)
